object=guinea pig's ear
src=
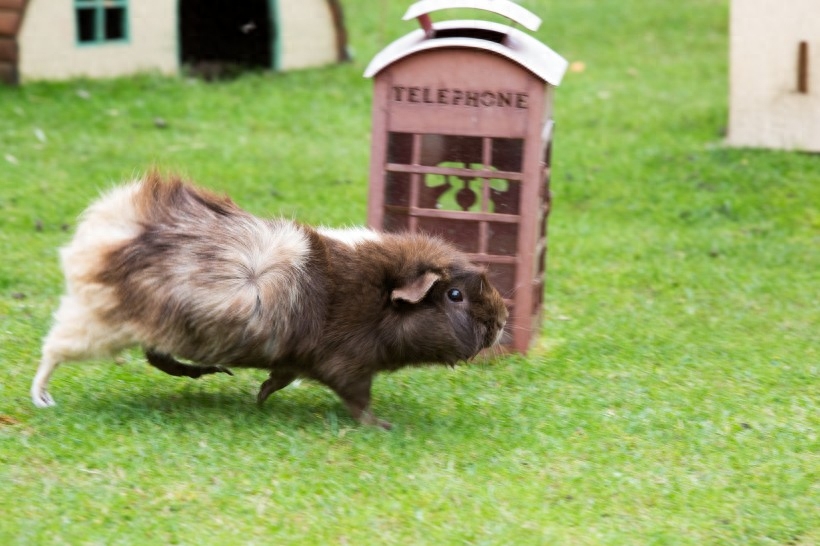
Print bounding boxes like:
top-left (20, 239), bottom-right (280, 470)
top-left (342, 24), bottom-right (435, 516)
top-left (391, 271), bottom-right (441, 304)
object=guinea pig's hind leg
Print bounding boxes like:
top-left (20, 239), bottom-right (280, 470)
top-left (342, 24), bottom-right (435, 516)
top-left (31, 351), bottom-right (60, 408)
top-left (32, 320), bottom-right (104, 407)
top-left (256, 371), bottom-right (297, 405)
top-left (144, 350), bottom-right (233, 378)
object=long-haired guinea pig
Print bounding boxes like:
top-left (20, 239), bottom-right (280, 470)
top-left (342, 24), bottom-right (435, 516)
top-left (31, 173), bottom-right (508, 429)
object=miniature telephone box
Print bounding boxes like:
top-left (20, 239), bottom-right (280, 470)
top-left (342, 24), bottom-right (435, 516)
top-left (365, 0), bottom-right (568, 352)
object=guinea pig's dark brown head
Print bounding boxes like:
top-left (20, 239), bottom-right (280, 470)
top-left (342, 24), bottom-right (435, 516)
top-left (380, 236), bottom-right (508, 366)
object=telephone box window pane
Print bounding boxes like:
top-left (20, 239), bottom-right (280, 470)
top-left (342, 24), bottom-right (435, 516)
top-left (486, 263), bottom-right (516, 298)
top-left (417, 217), bottom-right (479, 253)
top-left (385, 172), bottom-right (410, 207)
top-left (418, 174), bottom-right (488, 212)
top-left (491, 138), bottom-right (523, 172)
top-left (489, 179), bottom-right (520, 215)
top-left (420, 135), bottom-right (482, 168)
top-left (384, 210), bottom-right (409, 232)
top-left (387, 132), bottom-right (413, 164)
top-left (419, 173), bottom-right (451, 209)
top-left (487, 222), bottom-right (518, 256)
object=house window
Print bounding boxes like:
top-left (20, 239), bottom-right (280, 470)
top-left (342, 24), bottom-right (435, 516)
top-left (75, 0), bottom-right (129, 44)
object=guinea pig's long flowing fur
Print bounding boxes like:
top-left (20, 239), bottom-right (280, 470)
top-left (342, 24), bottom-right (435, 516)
top-left (31, 173), bottom-right (508, 428)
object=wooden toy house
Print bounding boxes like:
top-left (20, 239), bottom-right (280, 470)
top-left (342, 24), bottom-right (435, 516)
top-left (728, 0), bottom-right (820, 151)
top-left (0, 0), bottom-right (348, 84)
top-left (364, 0), bottom-right (568, 353)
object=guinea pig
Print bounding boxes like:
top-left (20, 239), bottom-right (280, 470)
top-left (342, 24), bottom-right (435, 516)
top-left (31, 173), bottom-right (508, 429)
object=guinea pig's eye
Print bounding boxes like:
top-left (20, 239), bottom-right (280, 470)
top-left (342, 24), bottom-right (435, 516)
top-left (447, 288), bottom-right (464, 302)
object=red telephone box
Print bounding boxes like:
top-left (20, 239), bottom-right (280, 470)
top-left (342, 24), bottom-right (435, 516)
top-left (365, 0), bottom-right (568, 352)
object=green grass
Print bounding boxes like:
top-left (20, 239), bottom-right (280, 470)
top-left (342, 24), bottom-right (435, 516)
top-left (1, 0), bottom-right (817, 543)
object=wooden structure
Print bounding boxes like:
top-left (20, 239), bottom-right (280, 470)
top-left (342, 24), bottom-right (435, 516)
top-left (0, 0), bottom-right (348, 85)
top-left (364, 0), bottom-right (568, 353)
top-left (728, 0), bottom-right (820, 151)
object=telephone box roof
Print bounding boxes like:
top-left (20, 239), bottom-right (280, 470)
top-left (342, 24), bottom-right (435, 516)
top-left (363, 19), bottom-right (568, 86)
top-left (403, 0), bottom-right (542, 31)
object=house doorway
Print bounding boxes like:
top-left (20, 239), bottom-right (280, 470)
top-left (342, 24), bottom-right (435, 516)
top-left (179, 0), bottom-right (274, 78)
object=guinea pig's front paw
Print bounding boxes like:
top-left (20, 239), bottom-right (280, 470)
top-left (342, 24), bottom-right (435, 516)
top-left (32, 389), bottom-right (56, 408)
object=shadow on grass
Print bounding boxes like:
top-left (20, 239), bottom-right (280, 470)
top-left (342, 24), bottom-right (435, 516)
top-left (71, 386), bottom-right (339, 432)
top-left (55, 374), bottom-right (477, 437)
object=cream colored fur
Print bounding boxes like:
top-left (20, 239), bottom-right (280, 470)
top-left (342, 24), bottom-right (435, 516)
top-left (318, 226), bottom-right (382, 247)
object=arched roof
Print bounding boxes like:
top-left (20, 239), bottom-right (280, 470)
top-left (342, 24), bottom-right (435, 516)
top-left (364, 19), bottom-right (567, 86)
top-left (403, 0), bottom-right (541, 32)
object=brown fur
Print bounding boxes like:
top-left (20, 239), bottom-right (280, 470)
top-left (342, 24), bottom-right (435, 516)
top-left (32, 174), bottom-right (508, 429)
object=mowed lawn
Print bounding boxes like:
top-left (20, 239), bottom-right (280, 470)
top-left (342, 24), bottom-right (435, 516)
top-left (0, 1), bottom-right (817, 544)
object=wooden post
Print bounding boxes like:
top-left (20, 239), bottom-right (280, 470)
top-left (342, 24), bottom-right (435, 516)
top-left (797, 41), bottom-right (809, 94)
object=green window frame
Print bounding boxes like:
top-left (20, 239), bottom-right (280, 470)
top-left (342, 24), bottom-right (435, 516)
top-left (74, 0), bottom-right (129, 45)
